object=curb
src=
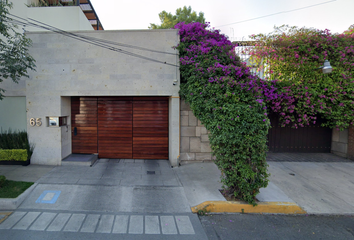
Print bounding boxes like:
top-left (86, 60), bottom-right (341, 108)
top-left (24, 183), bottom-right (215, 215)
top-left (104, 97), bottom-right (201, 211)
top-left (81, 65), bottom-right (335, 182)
top-left (0, 182), bottom-right (38, 210)
top-left (191, 201), bottom-right (306, 214)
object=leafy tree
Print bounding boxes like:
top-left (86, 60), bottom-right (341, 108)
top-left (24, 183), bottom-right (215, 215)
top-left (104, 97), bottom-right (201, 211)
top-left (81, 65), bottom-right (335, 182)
top-left (0, 0), bottom-right (36, 100)
top-left (149, 6), bottom-right (205, 29)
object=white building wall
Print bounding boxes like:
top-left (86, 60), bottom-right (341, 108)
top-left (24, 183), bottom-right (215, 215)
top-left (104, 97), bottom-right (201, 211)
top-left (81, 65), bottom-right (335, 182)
top-left (27, 7), bottom-right (93, 32)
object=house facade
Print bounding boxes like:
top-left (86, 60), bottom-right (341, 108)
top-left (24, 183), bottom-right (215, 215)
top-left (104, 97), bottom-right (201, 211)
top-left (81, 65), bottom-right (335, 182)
top-left (2, 29), bottom-right (181, 166)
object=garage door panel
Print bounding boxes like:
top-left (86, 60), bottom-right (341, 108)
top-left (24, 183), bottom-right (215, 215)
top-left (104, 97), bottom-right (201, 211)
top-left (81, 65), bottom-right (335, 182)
top-left (71, 97), bottom-right (98, 154)
top-left (98, 99), bottom-right (133, 159)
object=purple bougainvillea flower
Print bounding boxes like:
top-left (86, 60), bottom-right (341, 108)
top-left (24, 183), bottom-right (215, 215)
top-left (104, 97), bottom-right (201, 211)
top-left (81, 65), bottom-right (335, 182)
top-left (218, 126), bottom-right (221, 129)
top-left (263, 119), bottom-right (266, 122)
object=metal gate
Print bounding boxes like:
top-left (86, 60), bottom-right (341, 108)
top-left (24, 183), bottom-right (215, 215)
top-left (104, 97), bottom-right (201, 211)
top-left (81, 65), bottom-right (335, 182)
top-left (267, 114), bottom-right (332, 153)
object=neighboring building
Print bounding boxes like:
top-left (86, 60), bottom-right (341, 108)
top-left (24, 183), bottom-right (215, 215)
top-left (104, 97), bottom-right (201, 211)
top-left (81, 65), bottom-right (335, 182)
top-left (0, 0), bottom-right (101, 132)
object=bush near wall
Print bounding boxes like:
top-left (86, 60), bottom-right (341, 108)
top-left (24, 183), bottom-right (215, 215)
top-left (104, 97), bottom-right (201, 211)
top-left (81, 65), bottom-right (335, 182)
top-left (0, 149), bottom-right (27, 161)
top-left (0, 130), bottom-right (34, 160)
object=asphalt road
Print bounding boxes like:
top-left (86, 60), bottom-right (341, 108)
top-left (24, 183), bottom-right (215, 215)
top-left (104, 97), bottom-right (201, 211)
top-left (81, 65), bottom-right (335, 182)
top-left (200, 214), bottom-right (354, 240)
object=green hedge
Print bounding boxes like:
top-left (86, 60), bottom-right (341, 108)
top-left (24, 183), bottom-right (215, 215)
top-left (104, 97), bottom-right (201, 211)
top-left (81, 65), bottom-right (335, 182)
top-left (0, 149), bottom-right (28, 161)
top-left (0, 129), bottom-right (34, 160)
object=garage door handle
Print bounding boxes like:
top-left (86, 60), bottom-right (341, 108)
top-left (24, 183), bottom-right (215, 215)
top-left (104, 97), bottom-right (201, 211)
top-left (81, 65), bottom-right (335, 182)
top-left (73, 127), bottom-right (77, 136)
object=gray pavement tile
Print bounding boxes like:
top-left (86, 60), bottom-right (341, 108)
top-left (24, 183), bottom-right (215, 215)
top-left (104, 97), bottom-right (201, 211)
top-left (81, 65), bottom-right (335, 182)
top-left (163, 178), bottom-right (180, 186)
top-left (96, 214), bottom-right (114, 233)
top-left (128, 215), bottom-right (143, 234)
top-left (80, 214), bottom-right (100, 233)
top-left (46, 213), bottom-right (71, 231)
top-left (145, 216), bottom-right (160, 234)
top-left (112, 215), bottom-right (129, 234)
top-left (12, 212), bottom-right (40, 230)
top-left (38, 177), bottom-right (79, 184)
top-left (175, 216), bottom-right (195, 234)
top-left (29, 212), bottom-right (57, 231)
top-left (63, 214), bottom-right (85, 232)
top-left (160, 216), bottom-right (177, 234)
top-left (77, 178), bottom-right (121, 186)
top-left (0, 212), bottom-right (26, 229)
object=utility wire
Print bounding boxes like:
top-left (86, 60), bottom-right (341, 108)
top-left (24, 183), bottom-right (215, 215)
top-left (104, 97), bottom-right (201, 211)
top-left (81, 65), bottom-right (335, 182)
top-left (28, 17), bottom-right (178, 56)
top-left (216, 0), bottom-right (337, 28)
top-left (7, 13), bottom-right (179, 67)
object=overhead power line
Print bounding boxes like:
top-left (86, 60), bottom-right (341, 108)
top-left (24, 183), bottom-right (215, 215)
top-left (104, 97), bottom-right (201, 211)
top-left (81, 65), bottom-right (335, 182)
top-left (6, 13), bottom-right (179, 68)
top-left (216, 0), bottom-right (337, 28)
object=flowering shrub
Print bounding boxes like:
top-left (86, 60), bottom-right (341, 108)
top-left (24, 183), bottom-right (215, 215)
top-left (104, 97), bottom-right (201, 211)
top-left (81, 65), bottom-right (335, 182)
top-left (175, 22), bottom-right (270, 205)
top-left (248, 25), bottom-right (354, 130)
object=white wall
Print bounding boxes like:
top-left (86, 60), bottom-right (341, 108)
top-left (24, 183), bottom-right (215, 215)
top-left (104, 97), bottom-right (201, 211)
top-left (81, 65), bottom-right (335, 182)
top-left (27, 7), bottom-right (93, 32)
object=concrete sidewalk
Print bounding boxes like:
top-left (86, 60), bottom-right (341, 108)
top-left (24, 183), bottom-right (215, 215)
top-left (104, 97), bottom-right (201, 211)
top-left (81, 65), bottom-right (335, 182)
top-left (0, 154), bottom-right (354, 215)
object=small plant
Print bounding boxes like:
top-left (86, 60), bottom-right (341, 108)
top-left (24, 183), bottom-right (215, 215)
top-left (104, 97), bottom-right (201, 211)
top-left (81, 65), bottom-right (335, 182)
top-left (197, 207), bottom-right (209, 216)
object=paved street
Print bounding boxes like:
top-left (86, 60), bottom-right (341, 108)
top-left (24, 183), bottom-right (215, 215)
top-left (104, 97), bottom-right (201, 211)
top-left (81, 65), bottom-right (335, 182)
top-left (200, 214), bottom-right (354, 240)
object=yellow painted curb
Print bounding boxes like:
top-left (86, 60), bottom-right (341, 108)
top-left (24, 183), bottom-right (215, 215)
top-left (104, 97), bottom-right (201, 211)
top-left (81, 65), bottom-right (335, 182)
top-left (0, 212), bottom-right (13, 224)
top-left (191, 201), bottom-right (306, 214)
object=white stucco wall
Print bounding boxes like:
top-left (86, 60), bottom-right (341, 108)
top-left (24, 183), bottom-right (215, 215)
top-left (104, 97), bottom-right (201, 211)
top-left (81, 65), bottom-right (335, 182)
top-left (24, 30), bottom-right (180, 165)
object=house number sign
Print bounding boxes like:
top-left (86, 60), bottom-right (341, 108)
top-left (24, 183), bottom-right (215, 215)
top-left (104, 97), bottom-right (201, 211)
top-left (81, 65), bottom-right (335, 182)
top-left (30, 118), bottom-right (42, 127)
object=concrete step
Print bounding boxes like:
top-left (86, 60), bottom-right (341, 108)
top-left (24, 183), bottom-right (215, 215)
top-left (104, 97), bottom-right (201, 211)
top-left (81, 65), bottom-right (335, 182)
top-left (61, 154), bottom-right (98, 167)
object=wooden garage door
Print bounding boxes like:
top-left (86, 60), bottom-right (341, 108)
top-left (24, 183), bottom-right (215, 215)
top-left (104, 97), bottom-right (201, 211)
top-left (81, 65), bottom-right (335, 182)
top-left (133, 97), bottom-right (169, 159)
top-left (71, 97), bottom-right (168, 159)
top-left (98, 97), bottom-right (133, 159)
top-left (71, 97), bottom-right (98, 154)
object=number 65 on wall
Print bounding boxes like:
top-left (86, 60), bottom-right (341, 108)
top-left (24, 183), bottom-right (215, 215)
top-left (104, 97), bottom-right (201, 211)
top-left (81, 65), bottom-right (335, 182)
top-left (30, 118), bottom-right (42, 127)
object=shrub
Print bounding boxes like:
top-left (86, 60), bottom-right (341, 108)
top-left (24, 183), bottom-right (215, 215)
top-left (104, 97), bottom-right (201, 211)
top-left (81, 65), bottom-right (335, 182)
top-left (0, 149), bottom-right (28, 161)
top-left (0, 129), bottom-right (34, 160)
top-left (175, 22), bottom-right (269, 205)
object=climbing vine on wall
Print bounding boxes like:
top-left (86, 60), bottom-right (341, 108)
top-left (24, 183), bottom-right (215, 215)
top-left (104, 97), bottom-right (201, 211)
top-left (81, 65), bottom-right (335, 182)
top-left (175, 22), bottom-right (271, 205)
top-left (248, 25), bottom-right (354, 130)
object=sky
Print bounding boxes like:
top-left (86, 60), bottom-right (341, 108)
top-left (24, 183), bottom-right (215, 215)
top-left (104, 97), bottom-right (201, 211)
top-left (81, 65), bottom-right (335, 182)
top-left (90, 0), bottom-right (354, 41)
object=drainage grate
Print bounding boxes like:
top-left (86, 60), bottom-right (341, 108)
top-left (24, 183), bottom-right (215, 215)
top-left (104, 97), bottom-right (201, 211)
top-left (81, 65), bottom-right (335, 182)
top-left (147, 171), bottom-right (155, 175)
